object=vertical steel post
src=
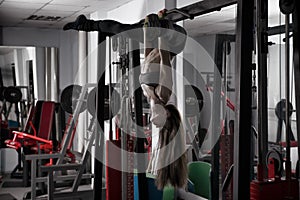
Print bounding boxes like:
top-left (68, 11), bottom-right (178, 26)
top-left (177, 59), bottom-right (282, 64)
top-left (31, 160), bottom-right (36, 200)
top-left (211, 35), bottom-right (223, 200)
top-left (285, 14), bottom-right (292, 180)
top-left (45, 47), bottom-right (51, 101)
top-left (292, 0), bottom-right (300, 180)
top-left (50, 47), bottom-right (59, 102)
top-left (47, 171), bottom-right (54, 200)
top-left (11, 65), bottom-right (16, 86)
top-left (233, 0), bottom-right (254, 199)
top-left (78, 31), bottom-right (87, 151)
top-left (94, 34), bottom-right (106, 200)
top-left (256, 0), bottom-right (269, 180)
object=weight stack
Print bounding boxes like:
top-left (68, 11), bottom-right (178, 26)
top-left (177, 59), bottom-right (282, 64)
top-left (126, 134), bottom-right (134, 200)
top-left (106, 140), bottom-right (122, 200)
top-left (220, 134), bottom-right (233, 200)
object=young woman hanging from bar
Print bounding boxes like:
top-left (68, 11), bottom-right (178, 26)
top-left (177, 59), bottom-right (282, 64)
top-left (63, 10), bottom-right (188, 190)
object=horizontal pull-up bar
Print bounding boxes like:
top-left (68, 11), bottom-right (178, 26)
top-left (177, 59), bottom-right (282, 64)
top-left (166, 0), bottom-right (237, 22)
top-left (166, 8), bottom-right (194, 20)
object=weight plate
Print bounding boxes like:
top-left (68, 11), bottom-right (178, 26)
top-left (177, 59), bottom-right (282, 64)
top-left (86, 87), bottom-right (97, 117)
top-left (3, 86), bottom-right (22, 103)
top-left (60, 84), bottom-right (86, 114)
top-left (87, 85), bottom-right (121, 120)
top-left (275, 99), bottom-right (293, 120)
top-left (279, 0), bottom-right (295, 15)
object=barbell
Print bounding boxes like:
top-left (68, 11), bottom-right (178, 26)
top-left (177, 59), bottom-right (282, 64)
top-left (60, 84), bottom-right (121, 120)
top-left (61, 83), bottom-right (206, 120)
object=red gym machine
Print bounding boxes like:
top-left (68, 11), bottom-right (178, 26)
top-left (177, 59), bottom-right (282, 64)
top-left (6, 101), bottom-right (55, 152)
top-left (4, 101), bottom-right (56, 187)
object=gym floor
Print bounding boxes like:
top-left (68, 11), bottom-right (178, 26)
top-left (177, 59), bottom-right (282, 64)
top-left (0, 174), bottom-right (95, 200)
top-left (0, 174), bottom-right (31, 200)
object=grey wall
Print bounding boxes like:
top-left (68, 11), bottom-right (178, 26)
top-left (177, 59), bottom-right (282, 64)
top-left (194, 35), bottom-right (216, 59)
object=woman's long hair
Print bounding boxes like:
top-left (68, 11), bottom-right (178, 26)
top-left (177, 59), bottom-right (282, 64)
top-left (156, 104), bottom-right (188, 189)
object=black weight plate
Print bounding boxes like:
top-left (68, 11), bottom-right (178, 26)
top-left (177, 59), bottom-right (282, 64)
top-left (87, 85), bottom-right (121, 120)
top-left (275, 99), bottom-right (293, 120)
top-left (110, 86), bottom-right (121, 119)
top-left (60, 84), bottom-right (86, 114)
top-left (279, 0), bottom-right (295, 14)
top-left (87, 87), bottom-right (97, 117)
top-left (3, 86), bottom-right (22, 103)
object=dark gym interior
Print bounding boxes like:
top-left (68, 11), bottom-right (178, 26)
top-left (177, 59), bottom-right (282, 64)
top-left (0, 0), bottom-right (300, 199)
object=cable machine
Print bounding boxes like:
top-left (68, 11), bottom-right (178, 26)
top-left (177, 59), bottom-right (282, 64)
top-left (82, 1), bottom-right (241, 200)
top-left (65, 0), bottom-right (300, 199)
top-left (249, 0), bottom-right (299, 199)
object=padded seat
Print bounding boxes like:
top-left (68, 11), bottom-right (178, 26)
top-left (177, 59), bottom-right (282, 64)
top-left (188, 161), bottom-right (211, 199)
top-left (6, 101), bottom-right (55, 152)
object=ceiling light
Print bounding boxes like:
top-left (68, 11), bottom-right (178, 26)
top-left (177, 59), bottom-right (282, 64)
top-left (26, 15), bottom-right (61, 21)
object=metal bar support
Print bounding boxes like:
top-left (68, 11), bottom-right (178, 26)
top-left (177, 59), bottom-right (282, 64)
top-left (233, 0), bottom-right (254, 199)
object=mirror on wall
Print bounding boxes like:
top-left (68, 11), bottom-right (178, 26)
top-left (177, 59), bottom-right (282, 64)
top-left (0, 46), bottom-right (59, 101)
top-left (0, 46), bottom-right (35, 100)
top-left (0, 46), bottom-right (35, 128)
top-left (0, 46), bottom-right (59, 127)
